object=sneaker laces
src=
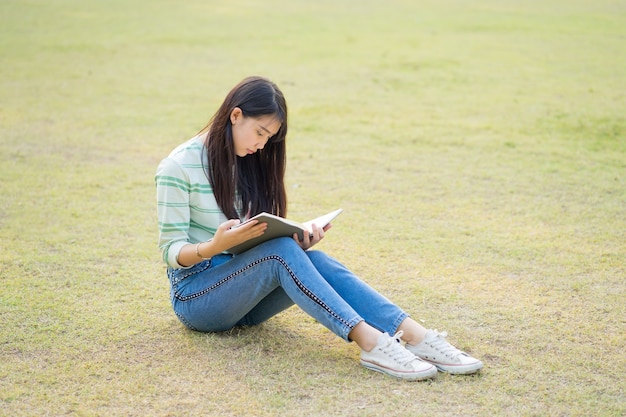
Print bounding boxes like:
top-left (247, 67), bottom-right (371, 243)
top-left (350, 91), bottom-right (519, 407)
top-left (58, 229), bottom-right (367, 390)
top-left (426, 330), bottom-right (465, 359)
top-left (380, 331), bottom-right (417, 365)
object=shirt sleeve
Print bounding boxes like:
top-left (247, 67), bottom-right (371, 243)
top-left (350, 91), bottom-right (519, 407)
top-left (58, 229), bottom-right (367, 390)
top-left (155, 157), bottom-right (192, 269)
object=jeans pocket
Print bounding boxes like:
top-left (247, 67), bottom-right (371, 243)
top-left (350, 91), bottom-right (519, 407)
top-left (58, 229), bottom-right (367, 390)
top-left (167, 259), bottom-right (212, 286)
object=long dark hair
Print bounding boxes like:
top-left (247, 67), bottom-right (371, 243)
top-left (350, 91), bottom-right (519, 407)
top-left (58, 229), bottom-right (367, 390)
top-left (200, 76), bottom-right (288, 220)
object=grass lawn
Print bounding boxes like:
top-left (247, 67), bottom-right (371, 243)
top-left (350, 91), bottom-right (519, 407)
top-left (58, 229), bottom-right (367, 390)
top-left (1, 0), bottom-right (624, 415)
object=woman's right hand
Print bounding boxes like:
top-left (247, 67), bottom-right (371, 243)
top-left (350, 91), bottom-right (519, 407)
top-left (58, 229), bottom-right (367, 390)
top-left (212, 219), bottom-right (268, 252)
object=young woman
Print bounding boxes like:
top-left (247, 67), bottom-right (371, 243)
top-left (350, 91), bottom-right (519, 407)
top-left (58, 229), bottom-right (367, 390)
top-left (155, 76), bottom-right (483, 380)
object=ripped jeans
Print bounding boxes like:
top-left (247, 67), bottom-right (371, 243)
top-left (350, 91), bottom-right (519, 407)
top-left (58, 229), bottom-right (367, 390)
top-left (167, 237), bottom-right (408, 341)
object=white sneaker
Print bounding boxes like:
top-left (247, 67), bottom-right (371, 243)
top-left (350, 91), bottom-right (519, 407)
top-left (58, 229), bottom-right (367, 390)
top-left (406, 329), bottom-right (483, 375)
top-left (360, 331), bottom-right (437, 380)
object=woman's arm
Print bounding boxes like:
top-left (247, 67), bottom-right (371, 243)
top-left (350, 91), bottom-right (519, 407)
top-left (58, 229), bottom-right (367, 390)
top-left (175, 219), bottom-right (267, 267)
top-left (157, 155), bottom-right (271, 268)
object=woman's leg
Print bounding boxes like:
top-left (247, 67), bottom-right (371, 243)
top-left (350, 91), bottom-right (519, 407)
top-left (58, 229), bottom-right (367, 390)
top-left (397, 317), bottom-right (428, 344)
top-left (169, 238), bottom-right (363, 340)
top-left (168, 239), bottom-right (441, 379)
top-left (304, 250), bottom-right (483, 374)
top-left (305, 250), bottom-right (409, 335)
top-left (233, 287), bottom-right (295, 327)
top-left (228, 246), bottom-right (414, 345)
top-left (235, 287), bottom-right (383, 351)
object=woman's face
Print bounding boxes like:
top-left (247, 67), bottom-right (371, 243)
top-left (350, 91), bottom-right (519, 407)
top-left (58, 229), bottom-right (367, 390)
top-left (230, 108), bottom-right (282, 157)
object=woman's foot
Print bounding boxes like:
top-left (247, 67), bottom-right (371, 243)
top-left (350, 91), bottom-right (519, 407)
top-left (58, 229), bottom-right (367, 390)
top-left (360, 331), bottom-right (438, 380)
top-left (405, 329), bottom-right (483, 375)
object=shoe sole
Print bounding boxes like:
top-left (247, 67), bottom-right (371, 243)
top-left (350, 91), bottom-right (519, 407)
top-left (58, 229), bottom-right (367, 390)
top-left (360, 359), bottom-right (438, 380)
top-left (431, 361), bottom-right (484, 375)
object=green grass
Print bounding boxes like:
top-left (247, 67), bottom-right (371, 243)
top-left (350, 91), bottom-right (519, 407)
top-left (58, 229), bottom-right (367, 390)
top-left (1, 0), bottom-right (624, 416)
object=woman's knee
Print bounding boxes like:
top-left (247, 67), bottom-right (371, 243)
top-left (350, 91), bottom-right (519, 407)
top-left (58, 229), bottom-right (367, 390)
top-left (256, 236), bottom-right (304, 256)
top-left (306, 249), bottom-right (336, 265)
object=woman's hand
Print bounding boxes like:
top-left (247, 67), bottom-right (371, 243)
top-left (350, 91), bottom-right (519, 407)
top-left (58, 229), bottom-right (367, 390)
top-left (293, 223), bottom-right (332, 250)
top-left (212, 219), bottom-right (268, 253)
top-left (177, 219), bottom-right (267, 267)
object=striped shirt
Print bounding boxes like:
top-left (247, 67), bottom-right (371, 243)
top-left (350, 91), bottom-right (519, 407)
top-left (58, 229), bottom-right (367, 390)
top-left (155, 135), bottom-right (228, 268)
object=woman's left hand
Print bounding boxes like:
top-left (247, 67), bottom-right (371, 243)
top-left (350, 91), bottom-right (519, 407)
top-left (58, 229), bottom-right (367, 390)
top-left (293, 223), bottom-right (332, 250)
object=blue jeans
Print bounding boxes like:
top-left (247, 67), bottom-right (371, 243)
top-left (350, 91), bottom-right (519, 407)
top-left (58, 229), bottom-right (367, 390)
top-left (167, 237), bottom-right (408, 341)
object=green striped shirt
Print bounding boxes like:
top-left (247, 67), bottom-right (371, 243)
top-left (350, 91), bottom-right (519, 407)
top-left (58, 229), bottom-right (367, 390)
top-left (155, 135), bottom-right (228, 268)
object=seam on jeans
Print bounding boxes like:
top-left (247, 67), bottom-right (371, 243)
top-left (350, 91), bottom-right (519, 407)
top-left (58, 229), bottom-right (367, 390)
top-left (174, 255), bottom-right (352, 329)
top-left (174, 310), bottom-right (198, 331)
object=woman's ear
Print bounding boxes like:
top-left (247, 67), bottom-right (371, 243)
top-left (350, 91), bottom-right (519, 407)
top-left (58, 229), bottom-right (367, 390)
top-left (230, 107), bottom-right (242, 124)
